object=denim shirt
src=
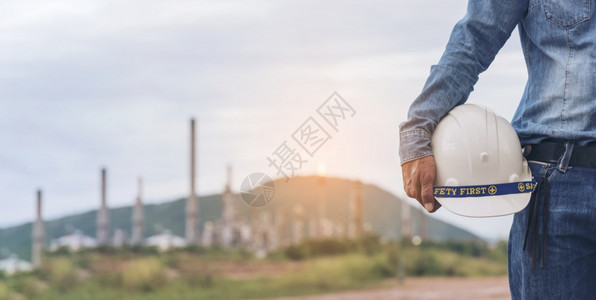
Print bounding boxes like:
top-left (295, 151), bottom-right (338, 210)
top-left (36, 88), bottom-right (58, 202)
top-left (399, 0), bottom-right (595, 164)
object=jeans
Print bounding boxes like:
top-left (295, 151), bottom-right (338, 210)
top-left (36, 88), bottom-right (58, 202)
top-left (508, 143), bottom-right (596, 299)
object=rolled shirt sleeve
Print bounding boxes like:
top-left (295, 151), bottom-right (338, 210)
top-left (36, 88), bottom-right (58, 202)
top-left (399, 0), bottom-right (528, 165)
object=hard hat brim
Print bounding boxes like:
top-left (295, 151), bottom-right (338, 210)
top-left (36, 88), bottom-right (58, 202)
top-left (436, 191), bottom-right (531, 217)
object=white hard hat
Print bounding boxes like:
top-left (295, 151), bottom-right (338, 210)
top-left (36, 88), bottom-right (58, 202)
top-left (431, 104), bottom-right (534, 217)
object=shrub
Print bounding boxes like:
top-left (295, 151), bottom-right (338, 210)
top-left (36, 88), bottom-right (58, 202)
top-left (12, 275), bottom-right (47, 298)
top-left (409, 251), bottom-right (443, 276)
top-left (186, 272), bottom-right (214, 288)
top-left (121, 257), bottom-right (167, 291)
top-left (284, 244), bottom-right (309, 260)
top-left (42, 257), bottom-right (78, 292)
top-left (0, 282), bottom-right (10, 299)
top-left (282, 235), bottom-right (384, 260)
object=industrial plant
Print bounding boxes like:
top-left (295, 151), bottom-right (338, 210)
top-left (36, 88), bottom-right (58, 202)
top-left (0, 117), bottom-right (425, 275)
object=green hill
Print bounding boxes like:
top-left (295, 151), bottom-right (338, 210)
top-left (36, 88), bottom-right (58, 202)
top-left (0, 176), bottom-right (479, 261)
top-left (265, 176), bottom-right (478, 241)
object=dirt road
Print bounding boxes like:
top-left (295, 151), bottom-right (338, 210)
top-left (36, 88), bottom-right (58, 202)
top-left (274, 277), bottom-right (510, 300)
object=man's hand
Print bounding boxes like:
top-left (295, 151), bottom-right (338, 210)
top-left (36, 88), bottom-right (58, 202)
top-left (402, 156), bottom-right (441, 213)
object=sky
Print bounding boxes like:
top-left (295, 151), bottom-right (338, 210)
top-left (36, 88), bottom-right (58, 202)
top-left (0, 0), bottom-right (528, 240)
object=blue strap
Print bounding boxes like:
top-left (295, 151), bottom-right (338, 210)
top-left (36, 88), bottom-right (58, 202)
top-left (433, 180), bottom-right (537, 198)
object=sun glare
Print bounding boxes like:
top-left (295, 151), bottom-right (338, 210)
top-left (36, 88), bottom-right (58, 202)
top-left (317, 162), bottom-right (326, 177)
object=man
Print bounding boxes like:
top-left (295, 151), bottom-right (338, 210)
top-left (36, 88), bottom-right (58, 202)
top-left (399, 0), bottom-right (595, 298)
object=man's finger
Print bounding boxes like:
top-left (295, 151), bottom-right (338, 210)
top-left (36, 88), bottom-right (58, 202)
top-left (429, 200), bottom-right (442, 213)
top-left (401, 156), bottom-right (441, 213)
top-left (411, 167), bottom-right (421, 202)
top-left (420, 164), bottom-right (436, 212)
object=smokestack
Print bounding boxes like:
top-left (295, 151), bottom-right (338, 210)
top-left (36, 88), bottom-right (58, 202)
top-left (226, 164), bottom-right (232, 190)
top-left (401, 199), bottom-right (412, 240)
top-left (276, 209), bottom-right (288, 248)
top-left (316, 175), bottom-right (326, 238)
top-left (97, 168), bottom-right (110, 245)
top-left (186, 118), bottom-right (198, 243)
top-left (32, 189), bottom-right (44, 267)
top-left (350, 180), bottom-right (363, 239)
top-left (419, 209), bottom-right (428, 241)
top-left (250, 207), bottom-right (258, 250)
top-left (221, 164), bottom-right (236, 247)
top-left (131, 177), bottom-right (144, 245)
top-left (292, 205), bottom-right (304, 244)
top-left (222, 165), bottom-right (235, 224)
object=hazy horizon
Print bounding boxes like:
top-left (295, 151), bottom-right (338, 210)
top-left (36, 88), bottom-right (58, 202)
top-left (0, 0), bottom-right (527, 240)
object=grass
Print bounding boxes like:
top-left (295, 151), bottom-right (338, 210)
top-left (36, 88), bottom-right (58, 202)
top-left (29, 254), bottom-right (381, 300)
top-left (0, 238), bottom-right (508, 299)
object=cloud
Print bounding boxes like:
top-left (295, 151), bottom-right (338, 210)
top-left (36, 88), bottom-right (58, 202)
top-left (0, 0), bottom-right (527, 240)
